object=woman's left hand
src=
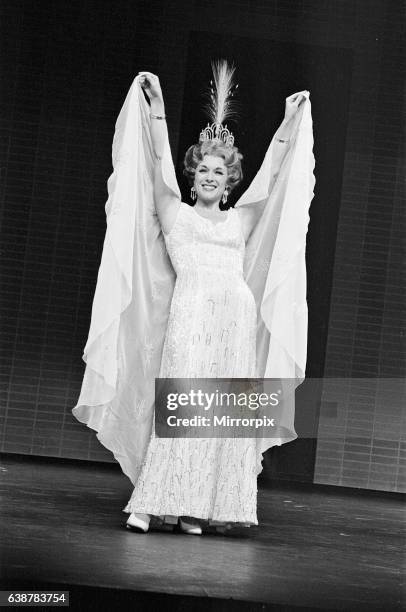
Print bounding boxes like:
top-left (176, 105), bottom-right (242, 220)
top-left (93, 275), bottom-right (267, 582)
top-left (284, 92), bottom-right (307, 121)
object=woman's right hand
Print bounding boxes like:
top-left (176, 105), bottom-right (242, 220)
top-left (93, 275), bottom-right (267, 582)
top-left (138, 71), bottom-right (163, 102)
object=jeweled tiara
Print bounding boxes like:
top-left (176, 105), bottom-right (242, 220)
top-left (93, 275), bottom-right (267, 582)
top-left (198, 60), bottom-right (239, 148)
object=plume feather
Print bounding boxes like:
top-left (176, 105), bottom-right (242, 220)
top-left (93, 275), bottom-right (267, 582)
top-left (204, 60), bottom-right (238, 125)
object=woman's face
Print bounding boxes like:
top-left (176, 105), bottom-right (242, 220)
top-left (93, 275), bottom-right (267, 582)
top-left (194, 155), bottom-right (228, 205)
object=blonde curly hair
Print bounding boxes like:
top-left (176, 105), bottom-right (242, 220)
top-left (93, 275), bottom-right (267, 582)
top-left (183, 140), bottom-right (243, 191)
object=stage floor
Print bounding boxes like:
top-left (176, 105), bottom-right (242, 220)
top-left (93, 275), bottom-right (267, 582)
top-left (0, 455), bottom-right (403, 611)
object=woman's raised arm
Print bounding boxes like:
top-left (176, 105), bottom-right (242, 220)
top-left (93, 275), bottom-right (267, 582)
top-left (139, 72), bottom-right (181, 234)
top-left (269, 93), bottom-right (307, 183)
top-left (237, 92), bottom-right (307, 241)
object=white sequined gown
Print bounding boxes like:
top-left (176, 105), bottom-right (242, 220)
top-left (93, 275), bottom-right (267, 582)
top-left (124, 202), bottom-right (259, 525)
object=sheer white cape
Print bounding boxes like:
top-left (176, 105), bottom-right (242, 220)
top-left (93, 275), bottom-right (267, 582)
top-left (72, 75), bottom-right (315, 485)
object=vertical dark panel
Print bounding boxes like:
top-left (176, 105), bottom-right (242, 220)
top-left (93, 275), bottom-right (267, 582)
top-left (314, 1), bottom-right (406, 492)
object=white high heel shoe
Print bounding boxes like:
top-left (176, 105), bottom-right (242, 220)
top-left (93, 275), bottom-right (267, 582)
top-left (178, 517), bottom-right (202, 535)
top-left (126, 512), bottom-right (151, 533)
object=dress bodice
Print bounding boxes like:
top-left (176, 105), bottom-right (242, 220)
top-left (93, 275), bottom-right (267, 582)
top-left (163, 202), bottom-right (245, 278)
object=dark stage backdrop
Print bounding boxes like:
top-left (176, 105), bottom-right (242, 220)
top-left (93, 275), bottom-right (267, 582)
top-left (0, 0), bottom-right (404, 493)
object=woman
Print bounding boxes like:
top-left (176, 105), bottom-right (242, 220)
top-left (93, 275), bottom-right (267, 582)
top-left (72, 62), bottom-right (315, 537)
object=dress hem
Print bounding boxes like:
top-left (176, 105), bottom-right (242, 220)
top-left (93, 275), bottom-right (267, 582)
top-left (122, 506), bottom-right (258, 527)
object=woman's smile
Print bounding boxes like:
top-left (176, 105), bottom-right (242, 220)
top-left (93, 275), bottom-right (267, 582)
top-left (194, 155), bottom-right (228, 203)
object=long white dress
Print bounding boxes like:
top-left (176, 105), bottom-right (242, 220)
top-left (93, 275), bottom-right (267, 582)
top-left (124, 202), bottom-right (259, 525)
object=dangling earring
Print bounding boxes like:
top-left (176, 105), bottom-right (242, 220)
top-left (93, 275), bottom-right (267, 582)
top-left (190, 186), bottom-right (197, 201)
top-left (222, 188), bottom-right (229, 205)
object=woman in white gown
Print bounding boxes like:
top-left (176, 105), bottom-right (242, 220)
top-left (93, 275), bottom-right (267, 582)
top-left (123, 69), bottom-right (305, 535)
top-left (72, 62), bottom-right (315, 537)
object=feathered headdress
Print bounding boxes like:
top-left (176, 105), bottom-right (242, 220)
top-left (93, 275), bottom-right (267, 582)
top-left (199, 60), bottom-right (239, 148)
